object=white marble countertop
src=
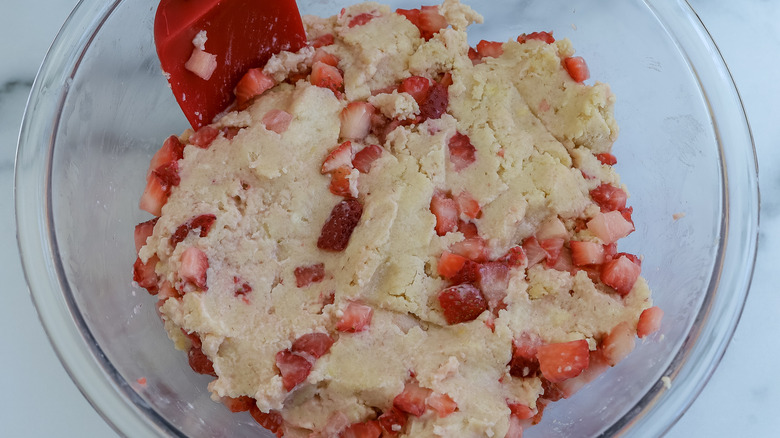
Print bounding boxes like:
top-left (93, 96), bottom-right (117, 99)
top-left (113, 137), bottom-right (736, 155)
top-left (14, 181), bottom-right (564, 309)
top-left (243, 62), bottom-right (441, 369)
top-left (1, 1), bottom-right (777, 437)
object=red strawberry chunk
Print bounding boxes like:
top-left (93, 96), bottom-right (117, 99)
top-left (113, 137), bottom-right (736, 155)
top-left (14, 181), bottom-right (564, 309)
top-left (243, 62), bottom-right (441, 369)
top-left (249, 405), bottom-right (284, 435)
top-left (570, 240), bottom-right (605, 266)
top-left (498, 246), bottom-right (527, 267)
top-left (427, 392), bottom-right (457, 417)
top-left (133, 256), bottom-right (160, 294)
top-left (418, 5), bottom-right (448, 40)
top-left (233, 277), bottom-right (252, 299)
top-left (170, 214), bottom-right (217, 247)
top-left (555, 350), bottom-right (610, 399)
top-left (438, 283), bottom-right (487, 324)
top-left (587, 211), bottom-right (635, 244)
top-left (329, 166), bottom-right (358, 198)
top-left (235, 68), bottom-right (275, 110)
top-left (341, 421), bottom-right (383, 438)
top-left (394, 380), bottom-right (433, 417)
top-left (430, 191), bottom-right (458, 236)
top-left (536, 339), bottom-right (590, 383)
top-left (509, 335), bottom-right (541, 378)
top-left (457, 220), bottom-right (479, 238)
top-left (134, 218), bottom-right (158, 254)
top-left (517, 31), bottom-right (555, 44)
top-left (477, 262), bottom-right (510, 311)
top-left (352, 144), bottom-right (384, 173)
top-left (188, 345), bottom-right (217, 376)
top-left (590, 184), bottom-right (628, 212)
top-left (348, 12), bottom-right (376, 28)
top-left (522, 236), bottom-right (547, 267)
top-left (294, 263), bottom-right (326, 288)
top-left (292, 332), bottom-right (334, 359)
top-left (184, 48), bottom-right (217, 80)
top-left (637, 306), bottom-right (664, 338)
top-left (311, 61), bottom-right (344, 93)
top-left (508, 402), bottom-right (535, 420)
top-left (450, 237), bottom-right (488, 263)
top-left (179, 247), bottom-right (209, 289)
top-left (419, 81), bottom-right (449, 120)
top-left (139, 173), bottom-right (168, 216)
top-left (276, 349), bottom-right (313, 391)
top-left (476, 40), bottom-right (504, 58)
top-left (263, 109), bottom-right (293, 134)
top-left (438, 251), bottom-right (468, 279)
top-left (601, 321), bottom-right (636, 366)
top-left (600, 254), bottom-right (641, 296)
top-left (450, 259), bottom-right (481, 285)
top-left (147, 136), bottom-right (184, 181)
top-left (539, 238), bottom-right (565, 267)
top-left (399, 76), bottom-right (431, 104)
top-left (313, 48), bottom-right (340, 67)
top-left (448, 132), bottom-right (477, 171)
top-left (222, 395), bottom-right (255, 413)
top-left (596, 152), bottom-right (617, 165)
top-left (378, 407), bottom-right (408, 435)
top-left (536, 217), bottom-right (567, 241)
top-left (340, 102), bottom-right (375, 140)
top-left (337, 302), bottom-right (374, 332)
top-left (564, 56), bottom-right (590, 83)
top-left (396, 8), bottom-right (421, 27)
top-left (189, 125), bottom-right (220, 148)
top-left (455, 191), bottom-right (480, 219)
top-left (318, 198), bottom-right (364, 251)
top-left (151, 161), bottom-right (181, 196)
top-left (310, 33), bottom-right (335, 48)
top-left (322, 141), bottom-right (355, 174)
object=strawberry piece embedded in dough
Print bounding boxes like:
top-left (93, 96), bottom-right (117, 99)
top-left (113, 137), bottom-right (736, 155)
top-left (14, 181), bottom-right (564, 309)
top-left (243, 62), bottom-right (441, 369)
top-left (235, 68), bottom-right (275, 110)
top-left (438, 283), bottom-right (488, 324)
top-left (600, 254), bottom-right (641, 296)
top-left (570, 240), bottom-right (606, 266)
top-left (587, 211), bottom-right (635, 244)
top-left (340, 102), bottom-right (375, 140)
top-left (249, 405), bottom-right (284, 435)
top-left (322, 141), bottom-right (355, 174)
top-left (340, 421), bottom-right (383, 438)
top-left (134, 218), bottom-right (159, 254)
top-left (393, 380), bottom-right (433, 417)
top-left (336, 302), bottom-right (374, 333)
top-left (430, 191), bottom-right (458, 236)
top-left (275, 349), bottom-right (313, 391)
top-left (517, 31), bottom-right (555, 44)
top-left (189, 125), bottom-right (220, 148)
top-left (447, 132), bottom-right (477, 171)
top-left (427, 392), bottom-right (457, 418)
top-left (318, 198), bottom-right (364, 252)
top-left (476, 40), bottom-right (503, 58)
top-left (352, 144), bottom-right (384, 173)
top-left (179, 247), bottom-right (209, 289)
top-left (536, 339), bottom-right (590, 383)
top-left (564, 56), bottom-right (590, 83)
top-left (311, 61), bottom-right (344, 93)
top-left (590, 184), bottom-right (628, 212)
top-left (262, 109), bottom-right (293, 134)
top-left (637, 306), bottom-right (664, 338)
top-left (294, 263), bottom-right (326, 288)
top-left (292, 332), bottom-right (335, 359)
top-left (221, 395), bottom-right (255, 413)
top-left (601, 321), bottom-right (636, 366)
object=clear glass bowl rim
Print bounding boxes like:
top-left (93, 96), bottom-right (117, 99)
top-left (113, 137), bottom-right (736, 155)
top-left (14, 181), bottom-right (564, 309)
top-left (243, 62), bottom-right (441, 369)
top-left (15, 0), bottom-right (759, 436)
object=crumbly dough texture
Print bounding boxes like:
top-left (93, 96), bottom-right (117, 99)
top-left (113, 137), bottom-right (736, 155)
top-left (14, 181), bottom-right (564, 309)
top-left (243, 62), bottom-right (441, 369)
top-left (139, 1), bottom-right (651, 436)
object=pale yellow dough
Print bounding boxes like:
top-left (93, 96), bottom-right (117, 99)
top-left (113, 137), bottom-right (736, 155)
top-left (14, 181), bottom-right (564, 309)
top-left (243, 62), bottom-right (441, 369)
top-left (138, 1), bottom-right (651, 436)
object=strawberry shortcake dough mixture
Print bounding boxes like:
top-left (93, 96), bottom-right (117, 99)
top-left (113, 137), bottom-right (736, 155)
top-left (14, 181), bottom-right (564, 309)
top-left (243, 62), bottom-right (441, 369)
top-left (133, 1), bottom-right (663, 437)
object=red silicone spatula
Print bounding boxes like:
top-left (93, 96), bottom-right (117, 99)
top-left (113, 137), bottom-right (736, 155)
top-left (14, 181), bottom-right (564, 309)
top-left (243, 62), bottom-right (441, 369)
top-left (154, 0), bottom-right (307, 129)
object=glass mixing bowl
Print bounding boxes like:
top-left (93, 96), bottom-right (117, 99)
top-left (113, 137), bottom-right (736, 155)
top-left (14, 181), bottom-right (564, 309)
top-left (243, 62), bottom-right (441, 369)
top-left (15, 0), bottom-right (758, 436)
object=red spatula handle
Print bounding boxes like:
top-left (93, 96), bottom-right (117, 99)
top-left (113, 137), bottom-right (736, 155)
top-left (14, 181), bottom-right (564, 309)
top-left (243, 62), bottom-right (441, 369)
top-left (155, 0), bottom-right (307, 129)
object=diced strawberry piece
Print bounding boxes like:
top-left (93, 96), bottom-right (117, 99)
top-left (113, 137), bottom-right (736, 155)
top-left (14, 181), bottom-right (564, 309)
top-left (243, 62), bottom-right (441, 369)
top-left (337, 302), bottom-right (374, 332)
top-left (450, 259), bottom-right (481, 285)
top-left (133, 256), bottom-right (159, 293)
top-left (550, 246), bottom-right (574, 273)
top-left (134, 218), bottom-right (158, 254)
top-left (340, 102), bottom-right (375, 140)
top-left (170, 223), bottom-right (191, 247)
top-left (151, 161), bottom-right (181, 196)
top-left (292, 332), bottom-right (334, 359)
top-left (159, 281), bottom-right (181, 301)
top-left (555, 350), bottom-right (610, 398)
top-left (184, 48), bottom-right (217, 80)
top-left (522, 236), bottom-right (547, 267)
top-left (311, 61), bottom-right (344, 93)
top-left (457, 220), bottom-right (479, 238)
top-left (348, 13), bottom-right (376, 28)
top-left (341, 421), bottom-right (383, 438)
top-left (318, 199), bottom-right (364, 252)
top-left (439, 72), bottom-right (453, 87)
top-left (322, 141), bottom-right (355, 174)
top-left (508, 402), bottom-right (535, 420)
top-left (536, 217), bottom-right (567, 241)
top-left (417, 5), bottom-right (448, 40)
top-left (450, 237), bottom-right (488, 263)
top-left (222, 395), bottom-right (255, 413)
top-left (448, 132), bottom-right (477, 171)
top-left (430, 191), bottom-right (458, 236)
top-left (321, 412), bottom-right (351, 437)
top-left (352, 144), bottom-right (384, 173)
top-left (399, 76), bottom-right (431, 104)
top-left (601, 321), bottom-right (636, 366)
top-left (190, 214), bottom-right (216, 237)
top-left (477, 262), bottom-right (510, 311)
top-left (455, 191), bottom-right (480, 219)
top-left (600, 254), bottom-right (641, 296)
top-left (531, 400), bottom-right (548, 425)
top-left (505, 415), bottom-right (524, 438)
top-left (499, 246), bottom-right (527, 267)
top-left (438, 251), bottom-right (468, 279)
top-left (564, 56), bottom-right (590, 83)
top-left (509, 335), bottom-right (541, 378)
top-left (603, 242), bottom-right (618, 260)
top-left (276, 349), bottom-right (313, 391)
top-left (310, 33), bottom-right (335, 48)
top-left (570, 240), bottom-right (605, 266)
top-left (147, 136), bottom-right (184, 181)
top-left (235, 68), bottom-right (275, 110)
top-left (468, 47), bottom-right (482, 65)
top-left (329, 166), bottom-right (358, 198)
top-left (179, 247), bottom-right (209, 289)
top-left (637, 306), bottom-right (664, 338)
top-left (438, 283), bottom-right (487, 324)
top-left (419, 81), bottom-right (449, 120)
top-left (539, 238), bottom-right (565, 266)
top-left (189, 125), bottom-right (220, 148)
top-left (476, 40), bottom-right (504, 58)
top-left (590, 184), bottom-right (628, 212)
top-left (313, 48), bottom-right (340, 68)
top-left (262, 109), bottom-right (293, 134)
top-left (139, 174), bottom-right (168, 216)
top-left (294, 263), bottom-right (326, 288)
top-left (536, 339), bottom-right (590, 383)
top-left (596, 152), bottom-right (617, 165)
top-left (378, 407), bottom-right (408, 435)
top-left (233, 277), bottom-right (252, 299)
top-left (249, 405), bottom-right (284, 435)
top-left (517, 31), bottom-right (555, 44)
top-left (620, 207), bottom-right (635, 228)
top-left (540, 377), bottom-right (566, 401)
top-left (188, 345), bottom-right (217, 376)
top-left (427, 392), bottom-right (457, 418)
top-left (393, 380), bottom-right (432, 417)
top-left (587, 211), bottom-right (635, 244)
top-left (396, 8), bottom-right (421, 27)
top-left (221, 126), bottom-right (241, 140)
